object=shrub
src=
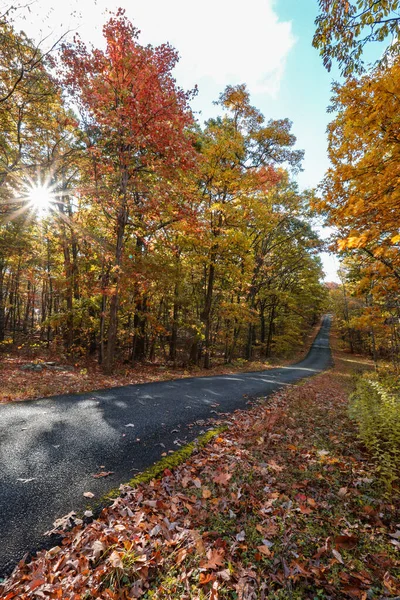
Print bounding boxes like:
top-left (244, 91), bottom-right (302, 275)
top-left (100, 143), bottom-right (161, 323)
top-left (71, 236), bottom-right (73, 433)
top-left (349, 373), bottom-right (400, 488)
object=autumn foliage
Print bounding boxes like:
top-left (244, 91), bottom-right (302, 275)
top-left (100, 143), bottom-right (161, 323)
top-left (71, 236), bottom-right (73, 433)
top-left (314, 45), bottom-right (400, 374)
top-left (0, 10), bottom-right (327, 376)
top-left (1, 349), bottom-right (399, 599)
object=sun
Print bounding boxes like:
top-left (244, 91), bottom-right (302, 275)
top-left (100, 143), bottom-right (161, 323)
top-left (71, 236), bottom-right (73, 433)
top-left (27, 184), bottom-right (54, 212)
top-left (18, 175), bottom-right (57, 214)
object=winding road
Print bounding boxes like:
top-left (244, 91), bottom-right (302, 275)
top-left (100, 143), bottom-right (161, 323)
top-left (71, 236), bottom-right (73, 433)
top-left (0, 315), bottom-right (332, 576)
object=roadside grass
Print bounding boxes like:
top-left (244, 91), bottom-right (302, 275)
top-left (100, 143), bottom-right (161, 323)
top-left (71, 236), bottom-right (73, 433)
top-left (1, 329), bottom-right (399, 599)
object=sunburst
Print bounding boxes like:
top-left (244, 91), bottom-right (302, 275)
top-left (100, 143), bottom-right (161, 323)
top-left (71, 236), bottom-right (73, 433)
top-left (21, 175), bottom-right (57, 214)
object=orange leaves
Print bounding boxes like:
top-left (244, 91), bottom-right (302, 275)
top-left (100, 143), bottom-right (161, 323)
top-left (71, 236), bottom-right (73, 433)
top-left (202, 487), bottom-right (212, 499)
top-left (92, 471), bottom-right (114, 479)
top-left (256, 544), bottom-right (272, 557)
top-left (199, 548), bottom-right (225, 570)
top-left (334, 535), bottom-right (358, 550)
top-left (2, 367), bottom-right (399, 600)
top-left (212, 471), bottom-right (232, 485)
top-left (320, 57), bottom-right (400, 306)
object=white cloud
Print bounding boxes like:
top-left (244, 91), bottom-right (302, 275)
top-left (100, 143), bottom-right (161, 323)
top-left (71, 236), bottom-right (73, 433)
top-left (10, 0), bottom-right (294, 103)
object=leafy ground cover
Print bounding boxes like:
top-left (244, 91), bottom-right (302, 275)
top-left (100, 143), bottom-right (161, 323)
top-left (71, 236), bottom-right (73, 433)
top-left (1, 335), bottom-right (399, 599)
top-left (0, 356), bottom-right (274, 404)
top-left (0, 324), bottom-right (320, 404)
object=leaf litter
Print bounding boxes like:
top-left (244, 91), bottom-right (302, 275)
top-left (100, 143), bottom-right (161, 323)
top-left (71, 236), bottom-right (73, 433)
top-left (1, 360), bottom-right (399, 599)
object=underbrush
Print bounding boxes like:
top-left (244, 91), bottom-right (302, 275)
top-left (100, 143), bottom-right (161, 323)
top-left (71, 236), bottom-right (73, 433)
top-left (350, 372), bottom-right (400, 489)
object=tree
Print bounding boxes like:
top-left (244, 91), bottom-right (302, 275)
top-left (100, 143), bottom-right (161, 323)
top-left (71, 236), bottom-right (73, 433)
top-left (61, 10), bottom-right (197, 373)
top-left (0, 14), bottom-right (78, 343)
top-left (318, 56), bottom-right (400, 367)
top-left (313, 0), bottom-right (400, 76)
top-left (0, 12), bottom-right (70, 192)
top-left (0, 12), bottom-right (327, 373)
top-left (197, 84), bottom-right (304, 367)
top-left (318, 58), bottom-right (400, 284)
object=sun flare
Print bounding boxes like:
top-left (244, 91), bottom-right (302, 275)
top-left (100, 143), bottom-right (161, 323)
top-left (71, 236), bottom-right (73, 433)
top-left (27, 184), bottom-right (54, 212)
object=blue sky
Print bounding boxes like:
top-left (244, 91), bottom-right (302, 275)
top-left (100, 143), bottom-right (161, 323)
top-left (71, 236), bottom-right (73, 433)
top-left (11, 0), bottom-right (343, 280)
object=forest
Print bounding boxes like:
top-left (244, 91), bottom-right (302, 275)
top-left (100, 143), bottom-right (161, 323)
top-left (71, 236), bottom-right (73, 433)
top-left (1, 1), bottom-right (400, 599)
top-left (0, 8), bottom-right (328, 376)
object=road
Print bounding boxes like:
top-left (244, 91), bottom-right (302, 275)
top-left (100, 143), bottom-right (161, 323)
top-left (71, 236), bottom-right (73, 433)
top-left (0, 315), bottom-right (332, 576)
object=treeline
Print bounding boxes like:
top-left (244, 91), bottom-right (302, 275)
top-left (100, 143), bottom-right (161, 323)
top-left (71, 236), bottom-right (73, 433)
top-left (318, 51), bottom-right (400, 369)
top-left (0, 10), bottom-right (327, 373)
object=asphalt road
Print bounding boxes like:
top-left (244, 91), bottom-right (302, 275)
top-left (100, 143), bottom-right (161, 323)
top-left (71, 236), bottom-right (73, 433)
top-left (0, 315), bottom-right (332, 576)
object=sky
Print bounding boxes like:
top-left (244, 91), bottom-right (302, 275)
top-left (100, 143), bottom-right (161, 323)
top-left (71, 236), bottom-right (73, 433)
top-left (8, 0), bottom-right (342, 281)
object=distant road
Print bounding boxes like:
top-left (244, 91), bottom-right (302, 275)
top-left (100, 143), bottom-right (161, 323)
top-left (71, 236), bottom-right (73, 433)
top-left (0, 315), bottom-right (332, 576)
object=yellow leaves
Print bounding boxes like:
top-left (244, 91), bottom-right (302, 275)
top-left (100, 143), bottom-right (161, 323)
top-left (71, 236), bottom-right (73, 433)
top-left (320, 58), bottom-right (400, 297)
top-left (338, 234), bottom-right (368, 250)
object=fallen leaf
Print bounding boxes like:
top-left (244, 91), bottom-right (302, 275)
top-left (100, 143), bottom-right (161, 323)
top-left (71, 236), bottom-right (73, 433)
top-left (92, 540), bottom-right (106, 560)
top-left (334, 535), bottom-right (358, 550)
top-left (83, 491), bottom-right (94, 498)
top-left (200, 548), bottom-right (225, 570)
top-left (176, 548), bottom-right (187, 565)
top-left (202, 487), bottom-right (212, 499)
top-left (317, 449), bottom-right (329, 457)
top-left (213, 472), bottom-right (232, 485)
top-left (28, 578), bottom-right (45, 591)
top-left (210, 580), bottom-right (219, 599)
top-left (217, 568), bottom-right (231, 581)
top-left (267, 459), bottom-right (284, 472)
top-left (257, 545), bottom-right (272, 557)
top-left (46, 546), bottom-right (61, 557)
top-left (44, 511), bottom-right (77, 535)
top-left (199, 572), bottom-right (215, 585)
top-left (332, 548), bottom-right (344, 564)
top-left (389, 530), bottom-right (400, 540)
top-left (92, 471), bottom-right (114, 479)
top-left (299, 504), bottom-right (313, 514)
top-left (108, 550), bottom-right (123, 569)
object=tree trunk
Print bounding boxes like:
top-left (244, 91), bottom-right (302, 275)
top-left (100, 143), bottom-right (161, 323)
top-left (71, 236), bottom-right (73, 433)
top-left (265, 303), bottom-right (276, 358)
top-left (169, 289), bottom-right (179, 363)
top-left (0, 262), bottom-right (5, 342)
top-left (104, 184), bottom-right (128, 374)
top-left (202, 260), bottom-right (215, 369)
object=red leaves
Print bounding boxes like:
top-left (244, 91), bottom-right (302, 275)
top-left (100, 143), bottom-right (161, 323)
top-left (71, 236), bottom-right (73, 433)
top-left (61, 11), bottom-right (196, 184)
top-left (28, 578), bottom-right (46, 591)
top-left (1, 369), bottom-right (399, 599)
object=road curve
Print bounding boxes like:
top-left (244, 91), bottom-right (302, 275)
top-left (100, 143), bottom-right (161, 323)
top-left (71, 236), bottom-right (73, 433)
top-left (0, 315), bottom-right (332, 576)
